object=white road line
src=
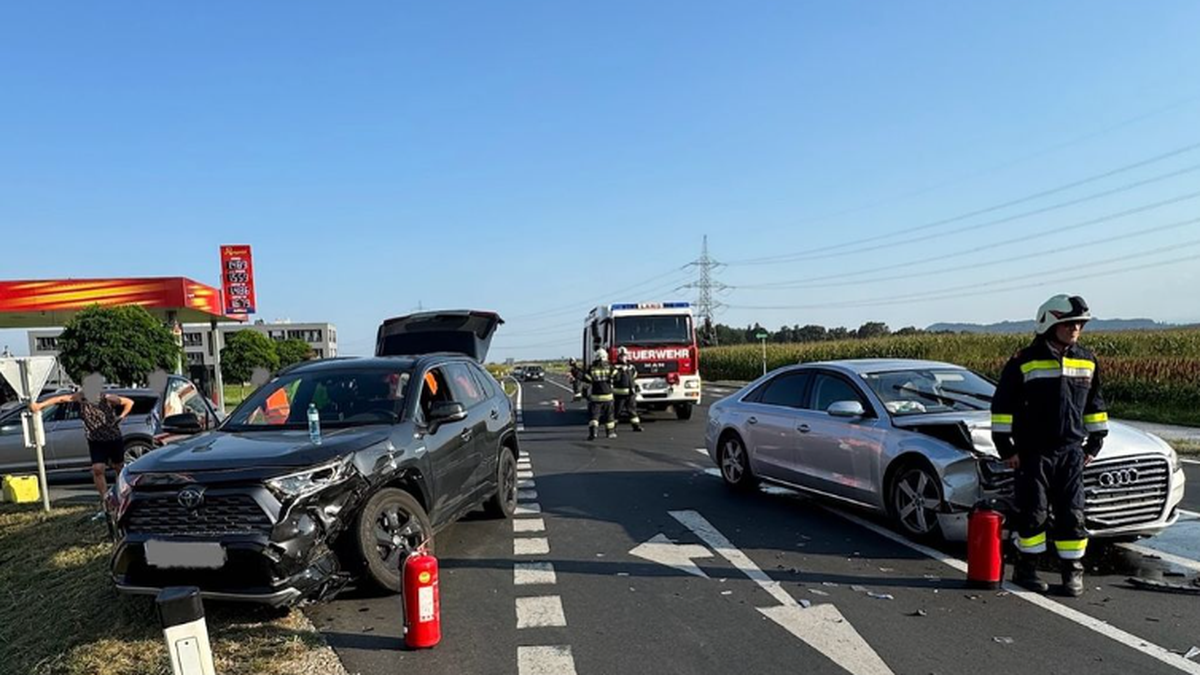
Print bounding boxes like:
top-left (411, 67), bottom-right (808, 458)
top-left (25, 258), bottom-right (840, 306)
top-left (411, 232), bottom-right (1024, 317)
top-left (515, 562), bottom-right (558, 586)
top-left (516, 503), bottom-right (543, 515)
top-left (519, 450), bottom-right (530, 458)
top-left (827, 507), bottom-right (1200, 675)
top-left (518, 489), bottom-right (539, 501)
top-left (518, 462), bottom-right (533, 470)
top-left (514, 537), bottom-right (550, 556)
top-left (1117, 542), bottom-right (1200, 574)
top-left (546, 379), bottom-right (575, 394)
top-left (516, 595), bottom-right (568, 628)
top-left (518, 470), bottom-right (535, 479)
top-left (518, 646), bottom-right (578, 675)
top-left (1180, 457), bottom-right (1200, 465)
top-left (514, 518), bottom-right (546, 533)
top-left (669, 510), bottom-right (795, 608)
top-left (695, 448), bottom-right (708, 456)
top-left (518, 479), bottom-right (536, 489)
top-left (1180, 508), bottom-right (1200, 519)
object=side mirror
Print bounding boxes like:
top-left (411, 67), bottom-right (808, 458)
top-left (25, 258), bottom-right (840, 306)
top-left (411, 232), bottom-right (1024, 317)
top-left (427, 401), bottom-right (468, 431)
top-left (827, 400), bottom-right (866, 418)
top-left (162, 412), bottom-right (203, 435)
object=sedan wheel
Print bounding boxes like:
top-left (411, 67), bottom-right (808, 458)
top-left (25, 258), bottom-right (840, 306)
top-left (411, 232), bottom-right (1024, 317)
top-left (890, 465), bottom-right (943, 539)
top-left (719, 434), bottom-right (757, 491)
top-left (123, 440), bottom-right (153, 465)
top-left (356, 488), bottom-right (433, 593)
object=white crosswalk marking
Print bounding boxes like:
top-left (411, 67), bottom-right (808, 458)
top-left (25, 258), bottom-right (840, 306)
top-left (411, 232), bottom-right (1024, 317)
top-left (518, 646), bottom-right (578, 675)
top-left (516, 503), bottom-right (543, 515)
top-left (514, 537), bottom-right (550, 555)
top-left (514, 518), bottom-right (545, 533)
top-left (518, 489), bottom-right (539, 501)
top-left (514, 562), bottom-right (558, 586)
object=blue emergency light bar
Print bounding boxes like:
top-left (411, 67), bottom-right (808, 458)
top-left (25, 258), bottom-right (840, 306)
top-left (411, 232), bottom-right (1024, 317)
top-left (610, 302), bottom-right (691, 310)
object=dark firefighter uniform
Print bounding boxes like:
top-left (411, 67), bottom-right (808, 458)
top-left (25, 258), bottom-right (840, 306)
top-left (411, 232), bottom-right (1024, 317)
top-left (582, 356), bottom-right (617, 440)
top-left (568, 359), bottom-right (585, 401)
top-left (991, 330), bottom-right (1107, 594)
top-left (612, 356), bottom-right (643, 432)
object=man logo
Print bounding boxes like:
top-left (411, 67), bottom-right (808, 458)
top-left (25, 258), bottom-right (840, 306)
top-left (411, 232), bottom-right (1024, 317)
top-left (1097, 469), bottom-right (1139, 488)
top-left (177, 487), bottom-right (205, 510)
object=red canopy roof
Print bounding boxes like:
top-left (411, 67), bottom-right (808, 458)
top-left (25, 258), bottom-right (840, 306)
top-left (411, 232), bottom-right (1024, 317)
top-left (0, 277), bottom-right (243, 328)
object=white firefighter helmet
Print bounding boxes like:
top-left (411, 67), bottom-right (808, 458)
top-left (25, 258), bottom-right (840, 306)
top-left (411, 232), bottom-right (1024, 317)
top-left (1035, 294), bottom-right (1091, 335)
top-left (617, 346), bottom-right (629, 358)
top-left (593, 348), bottom-right (608, 362)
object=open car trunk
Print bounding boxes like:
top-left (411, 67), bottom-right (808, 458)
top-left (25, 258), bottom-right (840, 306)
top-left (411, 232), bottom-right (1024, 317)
top-left (375, 310), bottom-right (504, 362)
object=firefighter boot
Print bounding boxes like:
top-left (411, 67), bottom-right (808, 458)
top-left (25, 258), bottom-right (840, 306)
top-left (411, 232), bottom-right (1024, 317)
top-left (1012, 555), bottom-right (1049, 593)
top-left (587, 427), bottom-right (597, 441)
top-left (633, 423), bottom-right (644, 432)
top-left (1060, 560), bottom-right (1084, 598)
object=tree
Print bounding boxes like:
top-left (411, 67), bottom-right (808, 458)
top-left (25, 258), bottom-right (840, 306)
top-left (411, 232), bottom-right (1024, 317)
top-left (221, 330), bottom-right (280, 384)
top-left (57, 305), bottom-right (180, 386)
top-left (274, 338), bottom-right (315, 369)
top-left (855, 322), bottom-right (891, 340)
top-left (894, 326), bottom-right (923, 336)
top-left (795, 324), bottom-right (828, 342)
top-left (828, 327), bottom-right (852, 341)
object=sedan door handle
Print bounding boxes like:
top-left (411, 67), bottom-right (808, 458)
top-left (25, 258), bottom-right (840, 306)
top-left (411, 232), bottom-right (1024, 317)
top-left (748, 416), bottom-right (758, 425)
top-left (797, 424), bottom-right (811, 433)
top-left (460, 429), bottom-right (473, 441)
top-left (490, 408), bottom-right (500, 420)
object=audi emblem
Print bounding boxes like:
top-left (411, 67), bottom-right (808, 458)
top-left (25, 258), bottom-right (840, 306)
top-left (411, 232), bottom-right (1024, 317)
top-left (177, 487), bottom-right (205, 510)
top-left (1098, 469), bottom-right (1139, 487)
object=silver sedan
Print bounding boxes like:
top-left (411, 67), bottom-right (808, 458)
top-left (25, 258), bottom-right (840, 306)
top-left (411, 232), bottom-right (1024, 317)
top-left (704, 359), bottom-right (1185, 542)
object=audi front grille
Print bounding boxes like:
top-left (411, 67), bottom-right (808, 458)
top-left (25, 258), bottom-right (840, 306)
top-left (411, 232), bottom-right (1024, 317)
top-left (1083, 455), bottom-right (1171, 529)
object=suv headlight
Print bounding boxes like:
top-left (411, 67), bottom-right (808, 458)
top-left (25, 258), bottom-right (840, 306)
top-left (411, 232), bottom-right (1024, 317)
top-left (267, 457), bottom-right (354, 501)
top-left (117, 466), bottom-right (133, 501)
top-left (685, 380), bottom-right (701, 390)
top-left (1168, 446), bottom-right (1181, 473)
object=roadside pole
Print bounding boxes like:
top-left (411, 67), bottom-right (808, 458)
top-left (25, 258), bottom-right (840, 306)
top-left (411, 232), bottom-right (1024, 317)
top-left (756, 332), bottom-right (769, 376)
top-left (210, 319), bottom-right (224, 414)
top-left (1, 357), bottom-right (56, 512)
top-left (21, 361), bottom-right (51, 512)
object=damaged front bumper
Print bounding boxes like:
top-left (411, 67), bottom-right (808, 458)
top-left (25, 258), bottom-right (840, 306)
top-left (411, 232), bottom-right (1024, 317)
top-left (112, 476), bottom-right (366, 606)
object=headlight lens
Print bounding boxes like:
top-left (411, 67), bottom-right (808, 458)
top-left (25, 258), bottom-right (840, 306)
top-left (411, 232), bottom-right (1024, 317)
top-left (1168, 446), bottom-right (1181, 473)
top-left (685, 380), bottom-right (701, 390)
top-left (267, 457), bottom-right (354, 500)
top-left (117, 466), bottom-right (133, 501)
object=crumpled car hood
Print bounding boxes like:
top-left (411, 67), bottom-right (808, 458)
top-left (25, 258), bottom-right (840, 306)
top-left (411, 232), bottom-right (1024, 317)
top-left (890, 410), bottom-right (1171, 460)
top-left (131, 427), bottom-right (392, 473)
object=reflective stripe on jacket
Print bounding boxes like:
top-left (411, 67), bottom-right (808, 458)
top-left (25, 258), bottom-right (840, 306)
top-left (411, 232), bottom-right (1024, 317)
top-left (990, 338), bottom-right (1108, 459)
top-left (583, 362), bottom-right (615, 401)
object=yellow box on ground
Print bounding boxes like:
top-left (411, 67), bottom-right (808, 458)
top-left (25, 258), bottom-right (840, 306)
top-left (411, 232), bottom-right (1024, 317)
top-left (2, 475), bottom-right (41, 504)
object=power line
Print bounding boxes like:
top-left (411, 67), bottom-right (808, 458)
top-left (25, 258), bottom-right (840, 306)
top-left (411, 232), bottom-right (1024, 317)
top-left (681, 235), bottom-right (729, 344)
top-left (726, 238), bottom-right (1200, 311)
top-left (734, 215), bottom-right (1200, 291)
top-left (728, 188), bottom-right (1200, 289)
top-left (744, 96), bottom-right (1200, 235)
top-left (729, 156), bottom-right (1200, 266)
top-left (503, 267), bottom-right (689, 322)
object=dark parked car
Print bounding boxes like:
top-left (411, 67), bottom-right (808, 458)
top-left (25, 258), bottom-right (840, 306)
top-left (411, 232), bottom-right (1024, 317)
top-left (112, 311), bottom-right (516, 605)
top-left (0, 376), bottom-right (218, 473)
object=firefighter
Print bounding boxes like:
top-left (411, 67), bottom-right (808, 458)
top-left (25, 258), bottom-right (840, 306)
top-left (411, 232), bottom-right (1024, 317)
top-left (582, 348), bottom-right (617, 440)
top-left (991, 294), bottom-right (1108, 597)
top-left (612, 347), bottom-right (644, 432)
top-left (568, 357), bottom-right (585, 401)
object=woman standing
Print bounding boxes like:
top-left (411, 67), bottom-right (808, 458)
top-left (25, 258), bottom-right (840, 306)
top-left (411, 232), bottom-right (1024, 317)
top-left (30, 373), bottom-right (134, 508)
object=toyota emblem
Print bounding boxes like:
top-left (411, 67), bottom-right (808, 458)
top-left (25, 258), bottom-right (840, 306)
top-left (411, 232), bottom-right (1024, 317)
top-left (1098, 469), bottom-right (1139, 487)
top-left (177, 487), bottom-right (205, 510)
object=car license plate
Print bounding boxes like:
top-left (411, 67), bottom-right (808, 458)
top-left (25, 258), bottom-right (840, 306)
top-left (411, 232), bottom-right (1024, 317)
top-left (144, 540), bottom-right (226, 569)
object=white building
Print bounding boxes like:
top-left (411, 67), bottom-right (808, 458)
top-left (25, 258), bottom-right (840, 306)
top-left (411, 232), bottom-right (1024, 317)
top-left (29, 321), bottom-right (338, 388)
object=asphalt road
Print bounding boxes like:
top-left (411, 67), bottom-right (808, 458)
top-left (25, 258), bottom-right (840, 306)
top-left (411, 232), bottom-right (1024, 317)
top-left (306, 376), bottom-right (1200, 675)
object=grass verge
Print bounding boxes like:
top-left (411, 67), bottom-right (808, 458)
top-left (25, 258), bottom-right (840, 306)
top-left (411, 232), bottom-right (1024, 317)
top-left (1107, 403), bottom-right (1200, 428)
top-left (0, 503), bottom-right (331, 675)
top-left (1170, 440), bottom-right (1200, 456)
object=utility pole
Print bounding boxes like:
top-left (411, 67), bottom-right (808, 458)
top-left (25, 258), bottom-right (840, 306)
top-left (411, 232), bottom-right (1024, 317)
top-left (682, 235), bottom-right (728, 346)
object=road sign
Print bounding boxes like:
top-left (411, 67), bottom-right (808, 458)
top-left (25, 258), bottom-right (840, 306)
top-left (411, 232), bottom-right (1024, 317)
top-left (755, 332), bottom-right (768, 340)
top-left (0, 356), bottom-right (57, 400)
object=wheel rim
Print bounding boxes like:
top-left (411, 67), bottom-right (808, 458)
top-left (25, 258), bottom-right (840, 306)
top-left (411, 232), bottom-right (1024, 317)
top-left (721, 439), bottom-right (745, 483)
top-left (502, 455), bottom-right (518, 511)
top-left (374, 505), bottom-right (423, 571)
top-left (124, 444), bottom-right (149, 464)
top-left (894, 469), bottom-right (940, 535)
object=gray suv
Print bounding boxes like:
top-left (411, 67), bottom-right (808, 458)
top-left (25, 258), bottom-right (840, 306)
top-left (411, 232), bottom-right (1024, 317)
top-left (0, 375), bottom-right (219, 473)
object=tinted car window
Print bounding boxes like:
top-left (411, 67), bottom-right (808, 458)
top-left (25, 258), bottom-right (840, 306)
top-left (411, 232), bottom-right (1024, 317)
top-left (446, 363), bottom-right (487, 408)
top-left (226, 367), bottom-right (409, 429)
top-left (129, 396), bottom-right (158, 415)
top-left (469, 364), bottom-right (497, 399)
top-left (810, 374), bottom-right (866, 413)
top-left (755, 372), bottom-right (811, 408)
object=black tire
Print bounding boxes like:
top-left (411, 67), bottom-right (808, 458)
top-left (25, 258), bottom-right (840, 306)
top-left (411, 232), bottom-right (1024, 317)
top-left (483, 448), bottom-right (518, 519)
top-left (888, 463), bottom-right (944, 541)
top-left (675, 403), bottom-right (694, 420)
top-left (355, 488), bottom-right (434, 593)
top-left (718, 433), bottom-right (758, 491)
top-left (123, 439), bottom-right (154, 465)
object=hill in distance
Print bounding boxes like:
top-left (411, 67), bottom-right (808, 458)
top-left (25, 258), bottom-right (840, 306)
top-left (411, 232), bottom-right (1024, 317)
top-left (926, 318), bottom-right (1186, 334)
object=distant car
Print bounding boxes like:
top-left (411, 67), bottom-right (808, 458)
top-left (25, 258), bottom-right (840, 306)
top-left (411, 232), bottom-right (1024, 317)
top-left (510, 366), bottom-right (526, 380)
top-left (705, 359), bottom-right (1185, 543)
top-left (112, 310), bottom-right (518, 606)
top-left (521, 365), bottom-right (545, 382)
top-left (0, 375), bottom-right (219, 473)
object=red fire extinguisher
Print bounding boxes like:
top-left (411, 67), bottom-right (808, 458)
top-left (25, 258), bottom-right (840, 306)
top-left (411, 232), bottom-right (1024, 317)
top-left (967, 501), bottom-right (1005, 589)
top-left (403, 548), bottom-right (441, 649)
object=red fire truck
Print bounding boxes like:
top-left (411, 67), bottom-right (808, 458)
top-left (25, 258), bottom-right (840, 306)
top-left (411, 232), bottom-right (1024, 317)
top-left (582, 302), bottom-right (701, 420)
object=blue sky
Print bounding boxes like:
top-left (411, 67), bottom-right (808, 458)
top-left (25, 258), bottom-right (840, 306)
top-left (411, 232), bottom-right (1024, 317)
top-left (2, 2), bottom-right (1199, 360)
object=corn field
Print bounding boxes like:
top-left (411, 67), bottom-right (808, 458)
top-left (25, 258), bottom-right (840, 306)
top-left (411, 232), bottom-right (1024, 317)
top-left (700, 330), bottom-right (1200, 417)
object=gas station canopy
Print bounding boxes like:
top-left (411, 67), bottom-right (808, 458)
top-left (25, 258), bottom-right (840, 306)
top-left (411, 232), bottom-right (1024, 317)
top-left (0, 277), bottom-right (242, 328)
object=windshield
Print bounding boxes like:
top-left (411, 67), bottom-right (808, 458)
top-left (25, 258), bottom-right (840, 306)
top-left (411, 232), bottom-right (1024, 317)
top-left (862, 368), bottom-right (995, 416)
top-left (614, 315), bottom-right (692, 345)
top-left (223, 366), bottom-right (411, 431)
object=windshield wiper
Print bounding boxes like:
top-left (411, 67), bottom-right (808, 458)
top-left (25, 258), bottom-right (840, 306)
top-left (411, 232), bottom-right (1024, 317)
top-left (938, 386), bottom-right (993, 403)
top-left (892, 384), bottom-right (986, 410)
